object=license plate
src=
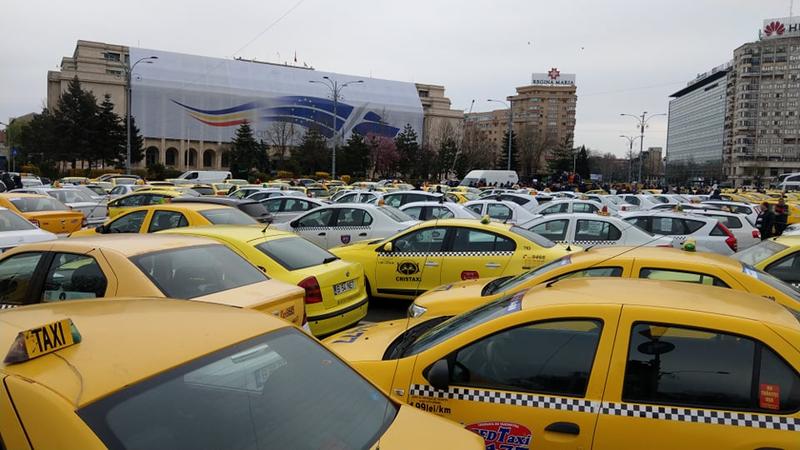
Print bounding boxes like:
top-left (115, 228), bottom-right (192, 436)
top-left (334, 279), bottom-right (355, 296)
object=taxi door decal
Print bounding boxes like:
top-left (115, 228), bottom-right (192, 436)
top-left (409, 384), bottom-right (598, 413)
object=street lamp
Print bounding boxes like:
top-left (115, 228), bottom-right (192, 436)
top-left (309, 77), bottom-right (363, 180)
top-left (123, 56), bottom-right (158, 174)
top-left (619, 135), bottom-right (641, 183)
top-left (620, 112), bottom-right (666, 183)
top-left (488, 99), bottom-right (513, 170)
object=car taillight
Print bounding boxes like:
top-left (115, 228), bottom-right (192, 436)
top-left (752, 230), bottom-right (761, 239)
top-left (298, 276), bottom-right (323, 304)
top-left (716, 223), bottom-right (738, 252)
top-left (29, 219), bottom-right (39, 227)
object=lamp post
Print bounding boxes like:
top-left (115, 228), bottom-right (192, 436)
top-left (123, 56), bottom-right (158, 174)
top-left (309, 77), bottom-right (363, 180)
top-left (619, 135), bottom-right (641, 183)
top-left (620, 112), bottom-right (666, 183)
top-left (488, 99), bottom-right (513, 170)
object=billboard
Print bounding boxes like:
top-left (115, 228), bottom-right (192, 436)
top-left (129, 48), bottom-right (424, 143)
top-left (761, 17), bottom-right (800, 39)
top-left (531, 68), bottom-right (576, 86)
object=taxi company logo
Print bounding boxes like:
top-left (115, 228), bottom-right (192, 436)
top-left (765, 21), bottom-right (785, 36)
top-left (397, 261), bottom-right (419, 275)
top-left (466, 422), bottom-right (531, 450)
top-left (341, 234), bottom-right (351, 244)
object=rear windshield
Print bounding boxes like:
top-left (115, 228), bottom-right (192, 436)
top-left (0, 210), bottom-right (36, 231)
top-left (257, 237), bottom-right (337, 271)
top-left (9, 196), bottom-right (69, 212)
top-left (375, 206), bottom-right (414, 223)
top-left (307, 188), bottom-right (328, 197)
top-left (114, 178), bottom-right (137, 185)
top-left (487, 256), bottom-right (572, 294)
top-left (132, 244), bottom-right (266, 298)
top-left (48, 189), bottom-right (94, 203)
top-left (509, 225), bottom-right (556, 248)
top-left (192, 187), bottom-right (215, 195)
top-left (78, 328), bottom-right (397, 450)
top-left (200, 208), bottom-right (258, 225)
top-left (733, 239), bottom-right (789, 266)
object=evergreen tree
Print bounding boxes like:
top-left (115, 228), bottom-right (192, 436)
top-left (127, 115), bottom-right (145, 165)
top-left (339, 132), bottom-right (371, 178)
top-left (575, 145), bottom-right (590, 179)
top-left (229, 121), bottom-right (268, 178)
top-left (497, 129), bottom-right (517, 171)
top-left (95, 94), bottom-right (123, 168)
top-left (291, 127), bottom-right (329, 175)
top-left (55, 76), bottom-right (99, 166)
top-left (547, 144), bottom-right (575, 176)
top-left (394, 124), bottom-right (420, 178)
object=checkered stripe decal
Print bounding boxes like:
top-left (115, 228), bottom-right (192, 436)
top-left (601, 402), bottom-right (800, 431)
top-left (410, 384), bottom-right (800, 431)
top-left (379, 251), bottom-right (515, 258)
top-left (409, 384), bottom-right (597, 413)
top-left (0, 303), bottom-right (18, 309)
top-left (565, 240), bottom-right (618, 246)
top-left (297, 226), bottom-right (371, 231)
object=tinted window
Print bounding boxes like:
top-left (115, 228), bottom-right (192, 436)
top-left (199, 208), bottom-right (258, 225)
top-left (108, 210), bottom-right (147, 233)
top-left (500, 195), bottom-right (529, 206)
top-left (296, 209), bottom-right (334, 227)
top-left (575, 220), bottom-right (622, 241)
top-left (708, 214), bottom-right (742, 229)
top-left (530, 219), bottom-right (569, 241)
top-left (467, 204), bottom-right (483, 215)
top-left (573, 202), bottom-right (599, 213)
top-left (383, 194), bottom-right (402, 207)
top-left (639, 268), bottom-right (729, 287)
top-left (430, 207), bottom-right (455, 219)
top-left (624, 323), bottom-right (800, 412)
top-left (42, 253), bottom-right (107, 301)
top-left (257, 237), bottom-right (337, 271)
top-left (9, 196), bottom-right (69, 212)
top-left (393, 227), bottom-right (446, 253)
top-left (451, 228), bottom-right (516, 252)
top-left (541, 203), bottom-right (569, 215)
top-left (148, 211), bottom-right (189, 232)
top-left (625, 196), bottom-right (641, 206)
top-left (284, 198), bottom-right (313, 212)
top-left (683, 219), bottom-right (705, 233)
top-left (335, 208), bottom-right (372, 227)
top-left (116, 194), bottom-right (148, 207)
top-left (625, 217), bottom-right (649, 231)
top-left (132, 245), bottom-right (266, 299)
top-left (0, 252), bottom-right (43, 305)
top-left (263, 199), bottom-right (283, 213)
top-left (486, 203), bottom-right (512, 220)
top-left (0, 210), bottom-right (36, 231)
top-left (488, 256), bottom-right (572, 294)
top-left (402, 206), bottom-right (423, 220)
top-left (449, 320), bottom-right (602, 397)
top-left (765, 253), bottom-right (800, 286)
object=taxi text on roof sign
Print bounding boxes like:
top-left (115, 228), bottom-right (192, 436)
top-left (4, 318), bottom-right (82, 364)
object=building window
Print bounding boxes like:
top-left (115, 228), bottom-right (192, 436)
top-left (418, 90), bottom-right (429, 98)
top-left (106, 69), bottom-right (122, 76)
top-left (104, 52), bottom-right (121, 62)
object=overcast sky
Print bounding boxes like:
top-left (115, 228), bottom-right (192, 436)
top-left (0, 0), bottom-right (793, 156)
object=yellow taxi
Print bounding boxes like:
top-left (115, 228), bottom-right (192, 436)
top-left (409, 246), bottom-right (800, 321)
top-left (720, 192), bottom-right (756, 203)
top-left (586, 188), bottom-right (609, 195)
top-left (734, 235), bottom-right (800, 288)
top-left (0, 235), bottom-right (306, 327)
top-left (0, 193), bottom-right (84, 234)
top-left (450, 186), bottom-right (482, 196)
top-left (329, 219), bottom-right (577, 300)
top-left (70, 203), bottom-right (258, 237)
top-left (0, 299), bottom-right (482, 450)
top-left (211, 182), bottom-right (234, 195)
top-left (147, 180), bottom-right (175, 187)
top-left (444, 191), bottom-right (478, 203)
top-left (324, 278), bottom-right (800, 450)
top-left (106, 189), bottom-right (184, 218)
top-left (160, 226), bottom-right (369, 337)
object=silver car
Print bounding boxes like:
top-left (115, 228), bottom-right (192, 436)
top-left (11, 187), bottom-right (108, 227)
top-left (622, 210), bottom-right (738, 255)
top-left (261, 196), bottom-right (325, 223)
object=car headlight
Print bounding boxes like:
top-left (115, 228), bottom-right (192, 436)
top-left (408, 303), bottom-right (427, 318)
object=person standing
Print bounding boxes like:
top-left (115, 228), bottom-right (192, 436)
top-left (774, 197), bottom-right (789, 236)
top-left (756, 201), bottom-right (775, 240)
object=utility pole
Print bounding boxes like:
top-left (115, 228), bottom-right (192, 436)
top-left (620, 112), bottom-right (666, 183)
top-left (488, 99), bottom-right (513, 170)
top-left (123, 55), bottom-right (158, 174)
top-left (310, 77), bottom-right (363, 179)
top-left (619, 135), bottom-right (641, 183)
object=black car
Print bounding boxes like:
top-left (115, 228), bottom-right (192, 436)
top-left (171, 197), bottom-right (273, 223)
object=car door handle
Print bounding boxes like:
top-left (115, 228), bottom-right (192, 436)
top-left (425, 261), bottom-right (439, 267)
top-left (485, 263), bottom-right (501, 268)
top-left (544, 422), bottom-right (579, 435)
top-left (358, 232), bottom-right (367, 236)
top-left (318, 232), bottom-right (326, 236)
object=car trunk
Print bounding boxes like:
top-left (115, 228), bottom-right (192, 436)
top-left (194, 279), bottom-right (305, 326)
top-left (293, 259), bottom-right (365, 318)
top-left (67, 201), bottom-right (108, 225)
top-left (26, 210), bottom-right (84, 234)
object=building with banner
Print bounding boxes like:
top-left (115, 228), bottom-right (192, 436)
top-left (47, 41), bottom-right (461, 171)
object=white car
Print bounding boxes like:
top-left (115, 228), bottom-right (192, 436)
top-left (0, 207), bottom-right (56, 251)
top-left (622, 210), bottom-right (738, 255)
top-left (464, 200), bottom-right (540, 224)
top-left (689, 209), bottom-right (761, 250)
top-left (260, 196), bottom-right (325, 223)
top-left (523, 212), bottom-right (674, 248)
top-left (481, 192), bottom-right (540, 211)
top-left (530, 199), bottom-right (604, 216)
top-left (12, 187), bottom-right (108, 227)
top-left (702, 200), bottom-right (759, 225)
top-left (616, 194), bottom-right (664, 211)
top-left (381, 190), bottom-right (451, 208)
top-left (477, 188), bottom-right (515, 198)
top-left (246, 189), bottom-right (305, 202)
top-left (399, 201), bottom-right (481, 221)
top-left (333, 191), bottom-right (381, 204)
top-left (272, 203), bottom-right (419, 248)
top-left (108, 185), bottom-right (141, 199)
top-left (585, 194), bottom-right (636, 213)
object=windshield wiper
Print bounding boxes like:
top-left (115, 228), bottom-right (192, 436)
top-left (322, 256), bottom-right (338, 264)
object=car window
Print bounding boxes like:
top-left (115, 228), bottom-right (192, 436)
top-left (262, 198), bottom-right (283, 213)
top-left (148, 210), bottom-right (189, 232)
top-left (500, 195), bottom-right (528, 206)
top-left (296, 209), bottom-right (334, 228)
top-left (765, 252), bottom-right (800, 287)
top-left (682, 219), bottom-right (705, 233)
top-left (374, 206), bottom-right (413, 223)
top-left (541, 203), bottom-right (569, 215)
top-left (0, 252), bottom-right (44, 305)
top-left (430, 207), bottom-right (455, 219)
top-left (383, 194), bottom-right (402, 207)
top-left (336, 193), bottom-right (357, 203)
top-left (554, 267), bottom-right (624, 280)
top-left (467, 204), bottom-right (483, 215)
top-left (707, 214), bottom-right (742, 229)
top-left (9, 196), bottom-right (69, 212)
top-left (733, 239), bottom-right (789, 266)
top-left (625, 217), bottom-right (649, 231)
top-left (573, 202), bottom-right (599, 213)
top-left (639, 268), bottom-right (729, 287)
top-left (449, 320), bottom-right (602, 397)
top-left (393, 227), bottom-right (446, 253)
top-left (110, 186), bottom-right (126, 196)
top-left (624, 323), bottom-right (800, 412)
top-left (488, 256), bottom-right (572, 294)
top-left (116, 194), bottom-right (147, 207)
top-left (486, 203), bottom-right (512, 221)
top-left (42, 253), bottom-right (107, 301)
top-left (575, 220), bottom-right (622, 241)
top-left (335, 208), bottom-right (372, 227)
top-left (529, 219), bottom-right (569, 241)
top-left (625, 196), bottom-right (641, 206)
top-left (451, 228), bottom-right (516, 252)
top-left (257, 237), bottom-right (337, 271)
top-left (108, 210), bottom-right (148, 233)
top-left (284, 198), bottom-right (312, 212)
top-left (402, 206), bottom-right (423, 220)
top-left (199, 208), bottom-right (258, 225)
top-left (359, 193), bottom-right (377, 203)
top-left (0, 210), bottom-right (36, 231)
top-left (741, 264), bottom-right (800, 304)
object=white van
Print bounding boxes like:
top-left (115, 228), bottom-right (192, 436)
top-left (177, 170), bottom-right (232, 184)
top-left (777, 172), bottom-right (800, 191)
top-left (460, 170), bottom-right (519, 188)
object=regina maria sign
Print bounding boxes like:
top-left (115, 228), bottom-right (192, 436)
top-left (129, 48), bottom-right (423, 143)
top-left (761, 17), bottom-right (800, 40)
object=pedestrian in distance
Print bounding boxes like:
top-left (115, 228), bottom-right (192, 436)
top-left (756, 201), bottom-right (775, 241)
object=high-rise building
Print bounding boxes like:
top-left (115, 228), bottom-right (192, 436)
top-left (666, 63), bottom-right (731, 182)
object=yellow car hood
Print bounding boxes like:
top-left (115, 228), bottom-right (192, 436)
top-left (415, 278), bottom-right (495, 311)
top-left (194, 279), bottom-right (305, 326)
top-left (324, 320), bottom-right (412, 361)
top-left (376, 405), bottom-right (483, 449)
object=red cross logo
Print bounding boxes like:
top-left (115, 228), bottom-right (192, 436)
top-left (548, 68), bottom-right (560, 80)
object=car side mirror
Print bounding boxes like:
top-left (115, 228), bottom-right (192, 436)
top-left (289, 219), bottom-right (299, 228)
top-left (426, 359), bottom-right (450, 391)
top-left (382, 242), bottom-right (393, 253)
top-left (96, 224), bottom-right (108, 234)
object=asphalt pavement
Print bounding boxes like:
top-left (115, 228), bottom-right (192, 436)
top-left (364, 297), bottom-right (411, 323)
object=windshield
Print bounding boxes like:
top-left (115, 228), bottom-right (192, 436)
top-left (9, 196), bottom-right (69, 212)
top-left (0, 210), bottom-right (36, 231)
top-left (732, 239), bottom-right (788, 266)
top-left (200, 208), bottom-right (258, 225)
top-left (375, 206), bottom-right (414, 222)
top-left (257, 237), bottom-right (337, 270)
top-left (132, 244), bottom-right (266, 298)
top-left (48, 189), bottom-right (94, 203)
top-left (487, 256), bottom-right (572, 295)
top-left (742, 263), bottom-right (800, 306)
top-left (509, 225), bottom-right (556, 248)
top-left (403, 292), bottom-right (525, 357)
top-left (78, 328), bottom-right (396, 450)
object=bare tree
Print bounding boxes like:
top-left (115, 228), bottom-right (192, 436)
top-left (265, 122), bottom-right (299, 167)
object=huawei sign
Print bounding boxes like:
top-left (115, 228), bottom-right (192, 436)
top-left (764, 21), bottom-right (786, 37)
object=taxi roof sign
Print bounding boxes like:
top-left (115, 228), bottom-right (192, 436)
top-left (4, 318), bottom-right (81, 364)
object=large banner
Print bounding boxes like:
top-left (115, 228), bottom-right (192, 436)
top-left (129, 48), bottom-right (424, 143)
